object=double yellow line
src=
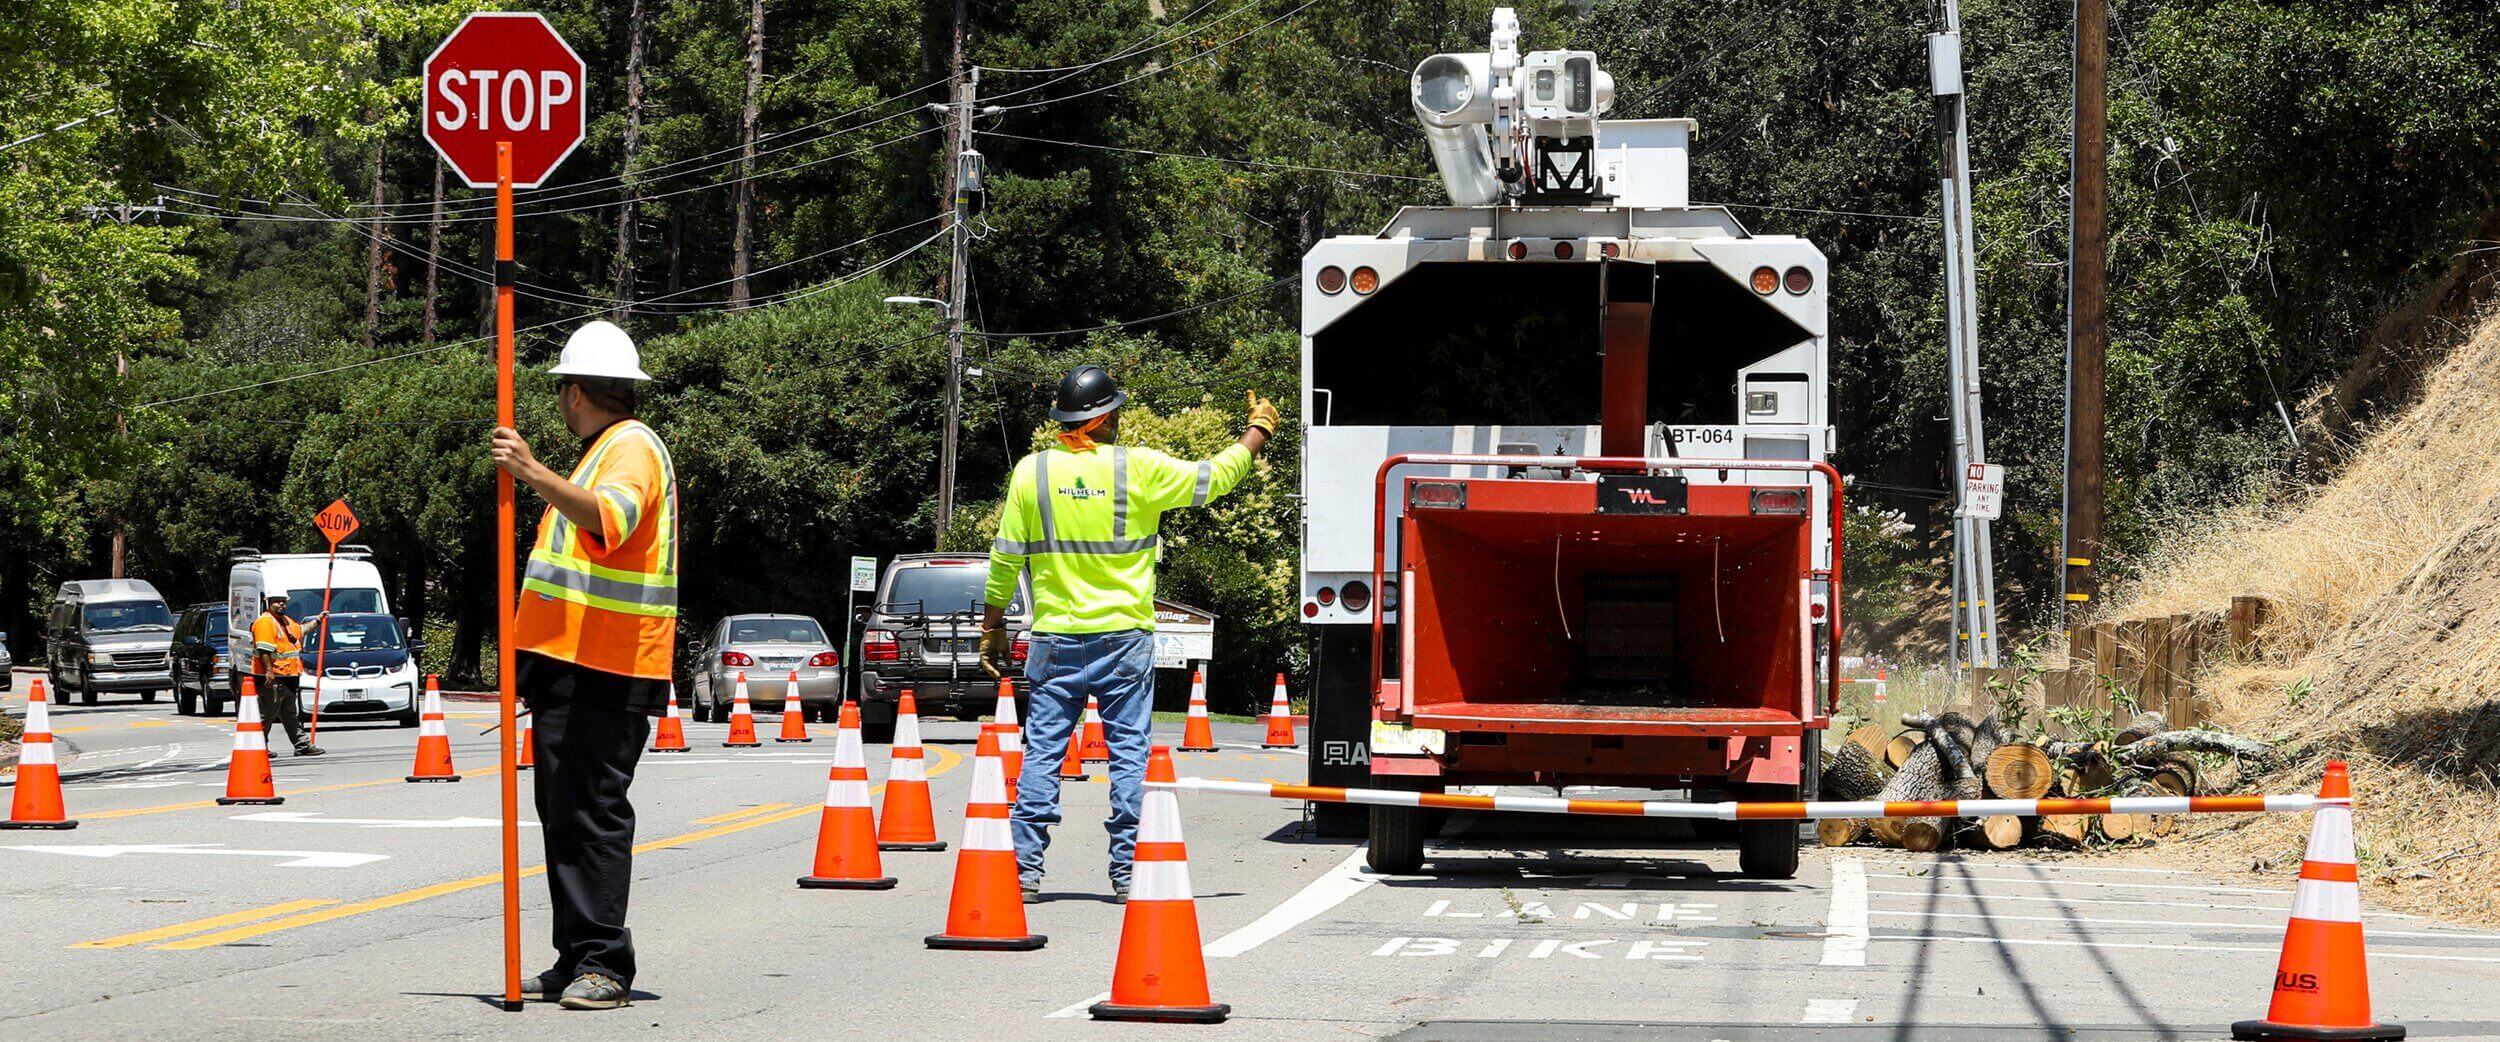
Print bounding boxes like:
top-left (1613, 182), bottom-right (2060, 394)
top-left (72, 744), bottom-right (960, 951)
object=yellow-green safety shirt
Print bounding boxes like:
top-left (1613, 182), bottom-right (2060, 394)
top-left (986, 442), bottom-right (1255, 634)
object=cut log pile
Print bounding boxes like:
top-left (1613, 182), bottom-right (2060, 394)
top-left (1815, 709), bottom-right (2274, 852)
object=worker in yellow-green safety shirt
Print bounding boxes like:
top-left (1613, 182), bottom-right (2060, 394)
top-left (979, 364), bottom-right (1275, 902)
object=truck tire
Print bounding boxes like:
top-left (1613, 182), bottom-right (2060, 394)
top-left (861, 705), bottom-right (897, 744)
top-left (1737, 783), bottom-right (1802, 879)
top-left (142, 689), bottom-right (159, 703)
top-left (1367, 804), bottom-right (1427, 875)
top-left (176, 684), bottom-right (198, 716)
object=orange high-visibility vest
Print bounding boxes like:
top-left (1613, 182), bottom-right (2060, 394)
top-left (252, 612), bottom-right (304, 677)
top-left (514, 418), bottom-right (679, 680)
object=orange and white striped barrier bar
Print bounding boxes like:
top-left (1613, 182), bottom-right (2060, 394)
top-left (1162, 778), bottom-right (2330, 821)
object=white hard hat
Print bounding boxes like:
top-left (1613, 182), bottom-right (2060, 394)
top-left (548, 320), bottom-right (652, 382)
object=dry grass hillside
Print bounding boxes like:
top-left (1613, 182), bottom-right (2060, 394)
top-left (2107, 309), bottom-right (2500, 926)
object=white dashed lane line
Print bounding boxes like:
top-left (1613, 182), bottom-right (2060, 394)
top-left (1821, 855), bottom-right (1868, 967)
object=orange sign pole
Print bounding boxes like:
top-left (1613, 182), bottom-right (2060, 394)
top-left (494, 141), bottom-right (522, 1012)
top-left (305, 500), bottom-right (358, 747)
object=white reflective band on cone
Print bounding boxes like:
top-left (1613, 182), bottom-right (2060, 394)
top-left (25, 700), bottom-right (48, 730)
top-left (237, 695), bottom-right (263, 724)
top-left (420, 717), bottom-right (446, 737)
top-left (1132, 860), bottom-right (1193, 902)
top-left (2306, 805), bottom-right (2356, 865)
top-left (1137, 791), bottom-right (1182, 841)
top-left (889, 755), bottom-right (926, 782)
top-left (237, 732), bottom-right (267, 752)
top-left (20, 741), bottom-right (55, 765)
top-left (967, 759), bottom-right (1006, 805)
top-left (965, 817), bottom-right (1012, 851)
top-left (2289, 878), bottom-right (2363, 923)
top-left (826, 779), bottom-right (873, 807)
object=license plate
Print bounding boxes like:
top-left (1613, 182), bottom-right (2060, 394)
top-left (1597, 474), bottom-right (1689, 514)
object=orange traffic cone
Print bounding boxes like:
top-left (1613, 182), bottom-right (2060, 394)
top-left (0, 679), bottom-right (76, 829)
top-left (990, 678), bottom-right (1025, 804)
top-left (1060, 720), bottom-right (1091, 782)
top-left (722, 672), bottom-right (761, 747)
top-left (651, 683), bottom-right (690, 752)
top-left (776, 671), bottom-right (813, 743)
top-left (925, 728), bottom-right (1047, 951)
top-left (1180, 669), bottom-right (1218, 752)
top-left (1260, 673), bottom-right (1297, 749)
top-left (406, 675), bottom-right (461, 782)
top-left (215, 676), bottom-right (284, 806)
top-left (798, 702), bottom-right (897, 890)
top-left (877, 691), bottom-right (946, 852)
top-left (515, 711), bottom-right (535, 771)
top-left (1079, 696), bottom-right (1110, 763)
top-left (1091, 744), bottom-right (1227, 1023)
top-left (2232, 761), bottom-right (2404, 1041)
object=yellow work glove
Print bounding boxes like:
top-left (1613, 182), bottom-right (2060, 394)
top-left (978, 627), bottom-right (1013, 680)
top-left (1245, 391), bottom-right (1280, 437)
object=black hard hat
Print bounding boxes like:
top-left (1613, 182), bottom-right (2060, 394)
top-left (1050, 364), bottom-right (1125, 423)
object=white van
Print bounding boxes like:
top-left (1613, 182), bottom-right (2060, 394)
top-left (227, 547), bottom-right (418, 723)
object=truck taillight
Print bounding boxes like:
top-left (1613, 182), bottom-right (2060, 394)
top-left (1350, 266), bottom-right (1379, 294)
top-left (1785, 265), bottom-right (1813, 295)
top-left (861, 631), bottom-right (900, 663)
top-left (1507, 240), bottom-right (1528, 260)
top-left (1751, 488), bottom-right (1809, 515)
top-left (720, 650), bottom-right (754, 667)
top-left (807, 651), bottom-right (839, 668)
top-left (1316, 266), bottom-right (1347, 294)
top-left (1316, 586), bottom-right (1336, 607)
top-left (1408, 481), bottom-right (1467, 509)
top-left (1809, 600), bottom-right (1828, 622)
top-left (1340, 580), bottom-right (1372, 613)
top-left (1012, 638), bottom-right (1029, 662)
top-left (1302, 601), bottom-right (1320, 618)
top-left (1751, 265), bottom-right (1779, 294)
top-left (1599, 241), bottom-right (1620, 258)
top-left (1553, 241), bottom-right (1573, 260)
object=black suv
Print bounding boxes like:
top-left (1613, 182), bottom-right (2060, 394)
top-left (857, 554), bottom-right (1033, 732)
top-left (171, 602), bottom-right (236, 716)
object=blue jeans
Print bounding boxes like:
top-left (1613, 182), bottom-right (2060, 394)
top-left (1012, 629), bottom-right (1155, 888)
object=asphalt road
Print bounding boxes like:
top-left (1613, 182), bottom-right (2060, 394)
top-left (4, 667), bottom-right (2496, 1040)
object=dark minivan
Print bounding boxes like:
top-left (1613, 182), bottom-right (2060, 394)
top-left (171, 602), bottom-right (236, 715)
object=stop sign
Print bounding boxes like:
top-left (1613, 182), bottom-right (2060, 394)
top-left (423, 12), bottom-right (586, 189)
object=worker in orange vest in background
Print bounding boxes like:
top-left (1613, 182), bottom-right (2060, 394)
top-left (489, 320), bottom-right (678, 1012)
top-left (249, 593), bottom-right (322, 757)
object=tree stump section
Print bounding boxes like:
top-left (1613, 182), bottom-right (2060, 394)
top-left (1984, 743), bottom-right (2054, 799)
top-left (2039, 814), bottom-right (2090, 847)
top-left (1885, 731), bottom-right (1926, 768)
top-left (1974, 815), bottom-right (2025, 850)
top-left (1818, 818), bottom-right (1865, 847)
top-left (1846, 724), bottom-right (1890, 760)
top-left (2100, 812), bottom-right (2150, 842)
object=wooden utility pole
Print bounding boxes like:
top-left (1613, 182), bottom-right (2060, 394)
top-left (934, 0), bottom-right (972, 536)
top-left (363, 136), bottom-right (387, 350)
top-left (2061, 0), bottom-right (2108, 646)
top-left (422, 159), bottom-right (445, 346)
top-left (111, 351), bottom-right (127, 579)
top-left (729, 0), bottom-right (765, 310)
top-left (610, 0), bottom-right (650, 311)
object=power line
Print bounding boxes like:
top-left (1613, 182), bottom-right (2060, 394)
top-left (969, 276), bottom-right (1294, 339)
top-left (978, 131), bottom-right (1430, 182)
top-left (1699, 199), bottom-right (1938, 224)
top-left (988, 0), bottom-right (1321, 114)
top-left (975, 0), bottom-right (1233, 76)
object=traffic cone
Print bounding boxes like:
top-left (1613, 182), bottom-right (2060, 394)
top-left (776, 671), bottom-right (813, 743)
top-left (406, 675), bottom-right (462, 783)
top-left (1180, 669), bottom-right (1218, 752)
top-left (515, 711), bottom-right (535, 771)
top-left (1079, 695), bottom-right (1110, 763)
top-left (877, 691), bottom-right (947, 852)
top-left (651, 683), bottom-right (690, 752)
top-left (1260, 673), bottom-right (1297, 749)
top-left (215, 676), bottom-right (284, 806)
top-left (722, 672), bottom-right (762, 747)
top-left (2232, 761), bottom-right (2405, 1041)
top-left (1090, 745), bottom-right (1227, 1023)
top-left (925, 728), bottom-right (1046, 951)
top-left (990, 678), bottom-right (1025, 804)
top-left (797, 702), bottom-right (897, 890)
top-left (0, 679), bottom-right (76, 829)
top-left (1060, 720), bottom-right (1091, 782)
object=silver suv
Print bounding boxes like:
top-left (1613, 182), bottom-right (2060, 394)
top-left (688, 614), bottom-right (842, 723)
top-left (856, 554), bottom-right (1032, 738)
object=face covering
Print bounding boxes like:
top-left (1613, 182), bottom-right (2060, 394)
top-left (1056, 414), bottom-right (1107, 452)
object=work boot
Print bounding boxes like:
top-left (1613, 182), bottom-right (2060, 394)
top-left (520, 970), bottom-right (567, 1001)
top-left (295, 745), bottom-right (326, 757)
top-left (558, 972), bottom-right (630, 1011)
top-left (1113, 880), bottom-right (1130, 903)
top-left (1021, 879), bottom-right (1042, 904)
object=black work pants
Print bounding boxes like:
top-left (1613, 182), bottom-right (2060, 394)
top-left (526, 695), bottom-right (651, 986)
top-left (257, 674), bottom-right (310, 751)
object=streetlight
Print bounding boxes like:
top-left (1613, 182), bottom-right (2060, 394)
top-left (886, 294), bottom-right (962, 538)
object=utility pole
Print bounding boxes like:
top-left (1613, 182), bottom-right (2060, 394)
top-left (2061, 0), bottom-right (2108, 651)
top-left (111, 351), bottom-right (127, 579)
top-left (933, 0), bottom-right (977, 538)
top-left (729, 0), bottom-right (765, 310)
top-left (1930, 0), bottom-right (2000, 678)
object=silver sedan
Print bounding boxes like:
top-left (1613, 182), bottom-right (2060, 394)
top-left (689, 613), bottom-right (842, 722)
